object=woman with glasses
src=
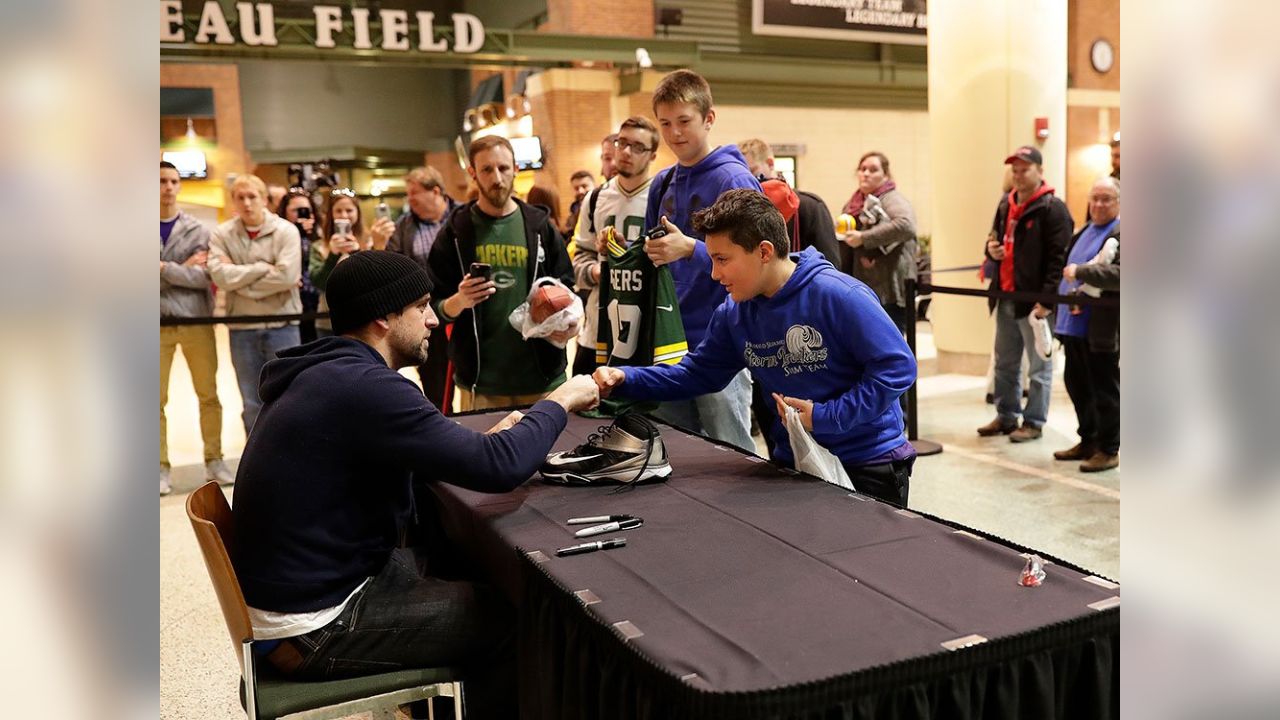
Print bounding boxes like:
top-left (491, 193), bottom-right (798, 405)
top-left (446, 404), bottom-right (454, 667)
top-left (308, 188), bottom-right (395, 336)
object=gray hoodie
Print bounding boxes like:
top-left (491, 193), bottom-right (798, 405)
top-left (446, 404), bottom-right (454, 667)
top-left (160, 211), bottom-right (214, 318)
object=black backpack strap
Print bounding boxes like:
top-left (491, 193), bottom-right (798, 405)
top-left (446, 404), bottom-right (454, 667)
top-left (586, 186), bottom-right (601, 235)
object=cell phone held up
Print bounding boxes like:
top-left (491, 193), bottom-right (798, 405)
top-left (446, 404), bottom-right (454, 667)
top-left (643, 225), bottom-right (668, 241)
top-left (375, 202), bottom-right (391, 221)
top-left (333, 218), bottom-right (352, 238)
top-left (469, 262), bottom-right (492, 282)
top-left (295, 206), bottom-right (312, 220)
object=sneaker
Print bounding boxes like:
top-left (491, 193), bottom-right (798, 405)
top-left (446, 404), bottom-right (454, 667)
top-left (1080, 452), bottom-right (1119, 472)
top-left (1009, 424), bottom-right (1043, 443)
top-left (1054, 442), bottom-right (1096, 461)
top-left (206, 459), bottom-right (235, 486)
top-left (1028, 314), bottom-right (1054, 361)
top-left (977, 418), bottom-right (1018, 437)
top-left (541, 414), bottom-right (672, 486)
top-left (160, 467), bottom-right (172, 497)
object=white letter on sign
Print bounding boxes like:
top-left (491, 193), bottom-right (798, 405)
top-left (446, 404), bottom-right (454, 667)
top-left (452, 13), bottom-right (484, 54)
top-left (195, 1), bottom-right (235, 45)
top-left (415, 12), bottom-right (448, 52)
top-left (236, 3), bottom-right (278, 47)
top-left (350, 7), bottom-right (373, 49)
top-left (380, 9), bottom-right (409, 51)
top-left (160, 0), bottom-right (184, 42)
top-left (313, 6), bottom-right (342, 49)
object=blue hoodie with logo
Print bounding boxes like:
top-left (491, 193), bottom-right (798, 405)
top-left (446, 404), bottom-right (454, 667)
top-left (645, 145), bottom-right (763, 348)
top-left (618, 248), bottom-right (916, 466)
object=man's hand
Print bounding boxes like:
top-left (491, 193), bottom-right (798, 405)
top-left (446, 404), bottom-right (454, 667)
top-left (160, 260), bottom-right (166, 274)
top-left (484, 410), bottom-right (525, 434)
top-left (547, 319), bottom-right (581, 346)
top-left (1062, 263), bottom-right (1077, 281)
top-left (987, 239), bottom-right (1006, 261)
top-left (1032, 303), bottom-right (1051, 319)
top-left (773, 393), bottom-right (815, 432)
top-left (183, 250), bottom-right (208, 267)
top-left (545, 375), bottom-right (600, 414)
top-left (644, 217), bottom-right (696, 267)
top-left (593, 367), bottom-right (625, 397)
top-left (594, 228), bottom-right (612, 255)
top-left (843, 230), bottom-right (864, 248)
top-left (368, 217), bottom-right (395, 250)
top-left (442, 273), bottom-right (496, 317)
top-left (590, 262), bottom-right (601, 283)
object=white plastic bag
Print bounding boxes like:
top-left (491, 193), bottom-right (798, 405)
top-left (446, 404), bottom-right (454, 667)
top-left (508, 277), bottom-right (584, 349)
top-left (784, 405), bottom-right (856, 492)
top-left (1027, 313), bottom-right (1054, 361)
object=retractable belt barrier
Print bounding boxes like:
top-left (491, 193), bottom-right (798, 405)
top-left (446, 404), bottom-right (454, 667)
top-left (160, 311), bottom-right (330, 327)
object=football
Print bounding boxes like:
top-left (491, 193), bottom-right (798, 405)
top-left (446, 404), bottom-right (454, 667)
top-left (530, 283), bottom-right (574, 324)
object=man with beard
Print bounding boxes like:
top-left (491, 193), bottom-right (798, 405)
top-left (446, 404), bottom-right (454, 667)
top-left (229, 251), bottom-right (600, 719)
top-left (570, 117), bottom-right (662, 377)
top-left (428, 136), bottom-right (578, 410)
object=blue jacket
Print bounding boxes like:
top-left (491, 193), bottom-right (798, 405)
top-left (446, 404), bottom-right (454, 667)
top-left (231, 336), bottom-right (567, 613)
top-left (645, 145), bottom-right (762, 348)
top-left (620, 248), bottom-right (916, 466)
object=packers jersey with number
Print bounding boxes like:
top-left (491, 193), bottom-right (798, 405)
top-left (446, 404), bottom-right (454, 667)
top-left (596, 235), bottom-right (688, 368)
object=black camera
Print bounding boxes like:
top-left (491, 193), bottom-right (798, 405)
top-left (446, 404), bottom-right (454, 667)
top-left (643, 225), bottom-right (668, 241)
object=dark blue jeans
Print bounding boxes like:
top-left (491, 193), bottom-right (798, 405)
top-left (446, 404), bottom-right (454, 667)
top-left (286, 547), bottom-right (517, 719)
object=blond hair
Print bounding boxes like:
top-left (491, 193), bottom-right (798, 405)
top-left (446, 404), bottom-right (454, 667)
top-left (404, 166), bottom-right (444, 192)
top-left (737, 138), bottom-right (773, 167)
top-left (229, 174), bottom-right (268, 198)
top-left (652, 69), bottom-right (713, 118)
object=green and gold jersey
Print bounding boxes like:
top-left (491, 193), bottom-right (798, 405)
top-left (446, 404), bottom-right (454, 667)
top-left (596, 233), bottom-right (688, 368)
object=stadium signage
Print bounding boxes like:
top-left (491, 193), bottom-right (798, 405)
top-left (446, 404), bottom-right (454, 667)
top-left (160, 1), bottom-right (487, 54)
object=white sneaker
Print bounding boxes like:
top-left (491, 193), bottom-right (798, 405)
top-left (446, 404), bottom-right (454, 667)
top-left (206, 459), bottom-right (235, 486)
top-left (161, 467), bottom-right (173, 497)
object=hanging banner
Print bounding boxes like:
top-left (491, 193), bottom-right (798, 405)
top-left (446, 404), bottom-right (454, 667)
top-left (159, 1), bottom-right (486, 54)
top-left (752, 0), bottom-right (927, 46)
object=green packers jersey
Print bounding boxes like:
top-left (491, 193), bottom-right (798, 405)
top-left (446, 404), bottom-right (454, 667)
top-left (589, 235), bottom-right (688, 416)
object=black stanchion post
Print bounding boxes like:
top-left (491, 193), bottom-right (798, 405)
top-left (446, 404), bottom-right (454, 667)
top-left (904, 278), bottom-right (943, 457)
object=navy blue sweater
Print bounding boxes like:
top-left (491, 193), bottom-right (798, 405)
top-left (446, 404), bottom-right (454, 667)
top-left (231, 336), bottom-right (567, 613)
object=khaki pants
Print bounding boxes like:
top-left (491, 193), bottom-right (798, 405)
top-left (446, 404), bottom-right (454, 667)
top-left (454, 387), bottom-right (548, 412)
top-left (161, 325), bottom-right (223, 466)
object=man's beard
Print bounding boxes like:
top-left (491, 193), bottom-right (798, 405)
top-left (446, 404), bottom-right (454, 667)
top-left (482, 182), bottom-right (511, 208)
top-left (390, 332), bottom-right (429, 368)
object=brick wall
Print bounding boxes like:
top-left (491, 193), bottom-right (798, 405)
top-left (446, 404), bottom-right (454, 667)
top-left (543, 0), bottom-right (655, 38)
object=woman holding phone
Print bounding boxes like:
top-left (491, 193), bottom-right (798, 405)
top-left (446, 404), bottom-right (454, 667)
top-left (277, 188), bottom-right (322, 342)
top-left (308, 189), bottom-right (395, 336)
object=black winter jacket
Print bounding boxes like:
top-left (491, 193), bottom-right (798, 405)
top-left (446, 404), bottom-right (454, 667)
top-left (985, 188), bottom-right (1073, 317)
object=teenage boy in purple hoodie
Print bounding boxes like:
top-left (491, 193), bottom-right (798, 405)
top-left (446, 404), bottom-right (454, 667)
top-left (597, 189), bottom-right (917, 506)
top-left (642, 69), bottom-right (763, 453)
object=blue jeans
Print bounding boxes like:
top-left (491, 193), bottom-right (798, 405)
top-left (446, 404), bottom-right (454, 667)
top-left (993, 300), bottom-right (1053, 428)
top-left (654, 369), bottom-right (755, 453)
top-left (281, 548), bottom-right (516, 720)
top-left (229, 326), bottom-right (300, 434)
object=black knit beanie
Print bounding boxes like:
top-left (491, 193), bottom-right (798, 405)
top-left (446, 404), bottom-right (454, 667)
top-left (326, 251), bottom-right (434, 335)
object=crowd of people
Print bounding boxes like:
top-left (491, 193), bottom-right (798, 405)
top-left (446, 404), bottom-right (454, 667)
top-left (159, 67), bottom-right (1121, 715)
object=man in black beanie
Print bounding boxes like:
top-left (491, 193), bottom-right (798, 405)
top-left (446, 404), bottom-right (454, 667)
top-left (230, 251), bottom-right (599, 718)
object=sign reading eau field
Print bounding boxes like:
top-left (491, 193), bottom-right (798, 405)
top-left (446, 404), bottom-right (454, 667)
top-left (159, 0), bottom-right (485, 53)
top-left (752, 0), bottom-right (927, 45)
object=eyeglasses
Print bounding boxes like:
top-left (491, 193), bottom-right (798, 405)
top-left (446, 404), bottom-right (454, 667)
top-left (613, 139), bottom-right (654, 154)
top-left (330, 187), bottom-right (357, 199)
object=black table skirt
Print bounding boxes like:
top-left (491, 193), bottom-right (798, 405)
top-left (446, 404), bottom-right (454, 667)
top-left (431, 410), bottom-right (1119, 719)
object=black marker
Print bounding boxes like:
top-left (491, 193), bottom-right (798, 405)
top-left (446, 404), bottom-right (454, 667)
top-left (555, 538), bottom-right (627, 557)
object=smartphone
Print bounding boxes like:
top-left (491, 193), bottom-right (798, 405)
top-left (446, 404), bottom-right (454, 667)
top-left (334, 218), bottom-right (352, 237)
top-left (375, 202), bottom-right (391, 221)
top-left (296, 206), bottom-right (312, 220)
top-left (643, 225), bottom-right (668, 241)
top-left (469, 262), bottom-right (492, 281)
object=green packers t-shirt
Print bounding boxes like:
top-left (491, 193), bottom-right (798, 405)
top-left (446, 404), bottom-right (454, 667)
top-left (470, 207), bottom-right (561, 395)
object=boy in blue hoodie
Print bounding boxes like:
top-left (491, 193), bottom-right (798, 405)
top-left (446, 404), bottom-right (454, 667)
top-left (642, 69), bottom-right (763, 453)
top-left (597, 189), bottom-right (918, 506)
